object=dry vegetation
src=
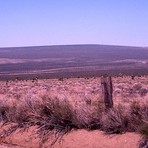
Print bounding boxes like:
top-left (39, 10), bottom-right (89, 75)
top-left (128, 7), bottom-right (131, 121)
top-left (0, 75), bottom-right (148, 147)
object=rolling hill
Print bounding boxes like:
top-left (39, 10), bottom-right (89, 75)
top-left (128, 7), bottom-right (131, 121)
top-left (0, 44), bottom-right (148, 80)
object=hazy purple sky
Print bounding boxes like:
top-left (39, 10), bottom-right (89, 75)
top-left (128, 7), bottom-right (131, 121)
top-left (0, 0), bottom-right (148, 47)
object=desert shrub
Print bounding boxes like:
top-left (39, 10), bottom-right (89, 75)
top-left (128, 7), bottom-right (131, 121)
top-left (73, 107), bottom-right (101, 130)
top-left (138, 122), bottom-right (148, 148)
top-left (40, 97), bottom-right (77, 127)
top-left (99, 102), bottom-right (148, 134)
top-left (129, 83), bottom-right (148, 97)
top-left (0, 101), bottom-right (19, 123)
top-left (129, 102), bottom-right (142, 130)
top-left (139, 123), bottom-right (148, 139)
top-left (139, 139), bottom-right (148, 148)
top-left (0, 95), bottom-right (102, 144)
top-left (132, 83), bottom-right (142, 91)
top-left (87, 100), bottom-right (104, 130)
top-left (140, 88), bottom-right (148, 96)
top-left (27, 97), bottom-right (78, 145)
top-left (0, 103), bottom-right (30, 124)
top-left (72, 99), bottom-right (103, 130)
top-left (0, 103), bottom-right (9, 122)
top-left (0, 97), bottom-right (77, 145)
top-left (100, 105), bottom-right (129, 134)
top-left (58, 78), bottom-right (64, 81)
top-left (0, 101), bottom-right (33, 139)
top-left (129, 102), bottom-right (148, 131)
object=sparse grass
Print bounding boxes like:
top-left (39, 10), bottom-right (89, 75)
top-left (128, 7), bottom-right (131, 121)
top-left (0, 76), bottom-right (148, 147)
top-left (0, 96), bottom-right (147, 134)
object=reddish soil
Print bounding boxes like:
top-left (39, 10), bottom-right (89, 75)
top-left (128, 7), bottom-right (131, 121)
top-left (0, 127), bottom-right (141, 148)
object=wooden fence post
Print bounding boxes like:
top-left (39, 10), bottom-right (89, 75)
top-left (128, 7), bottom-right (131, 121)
top-left (101, 76), bottom-right (113, 110)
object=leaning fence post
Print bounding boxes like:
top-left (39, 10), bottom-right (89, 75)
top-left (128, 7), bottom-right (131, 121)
top-left (101, 76), bottom-right (113, 110)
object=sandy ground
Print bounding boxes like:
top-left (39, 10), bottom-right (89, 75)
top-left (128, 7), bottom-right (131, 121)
top-left (0, 128), bottom-right (141, 148)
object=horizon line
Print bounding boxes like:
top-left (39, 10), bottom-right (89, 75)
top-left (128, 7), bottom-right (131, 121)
top-left (0, 43), bottom-right (146, 49)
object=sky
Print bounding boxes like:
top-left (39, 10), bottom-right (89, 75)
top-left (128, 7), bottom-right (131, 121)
top-left (0, 0), bottom-right (148, 47)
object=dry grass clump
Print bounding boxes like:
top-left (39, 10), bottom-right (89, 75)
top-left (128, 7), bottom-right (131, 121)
top-left (38, 97), bottom-right (77, 130)
top-left (130, 101), bottom-right (148, 131)
top-left (70, 99), bottom-right (103, 130)
top-left (99, 101), bottom-right (148, 134)
top-left (138, 122), bottom-right (148, 148)
top-left (0, 101), bottom-right (7, 122)
top-left (0, 95), bottom-right (103, 146)
top-left (139, 122), bottom-right (148, 139)
top-left (0, 106), bottom-right (29, 139)
top-left (0, 100), bottom-right (30, 125)
top-left (134, 103), bottom-right (148, 148)
top-left (100, 105), bottom-right (129, 134)
top-left (28, 97), bottom-right (78, 145)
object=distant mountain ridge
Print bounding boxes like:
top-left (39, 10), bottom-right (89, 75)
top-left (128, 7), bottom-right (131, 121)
top-left (0, 44), bottom-right (148, 80)
top-left (0, 44), bottom-right (143, 49)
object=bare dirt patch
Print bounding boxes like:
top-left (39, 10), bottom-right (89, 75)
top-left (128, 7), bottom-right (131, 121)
top-left (0, 128), bottom-right (141, 148)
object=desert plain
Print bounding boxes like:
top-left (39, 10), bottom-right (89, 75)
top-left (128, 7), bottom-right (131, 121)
top-left (0, 75), bottom-right (147, 148)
